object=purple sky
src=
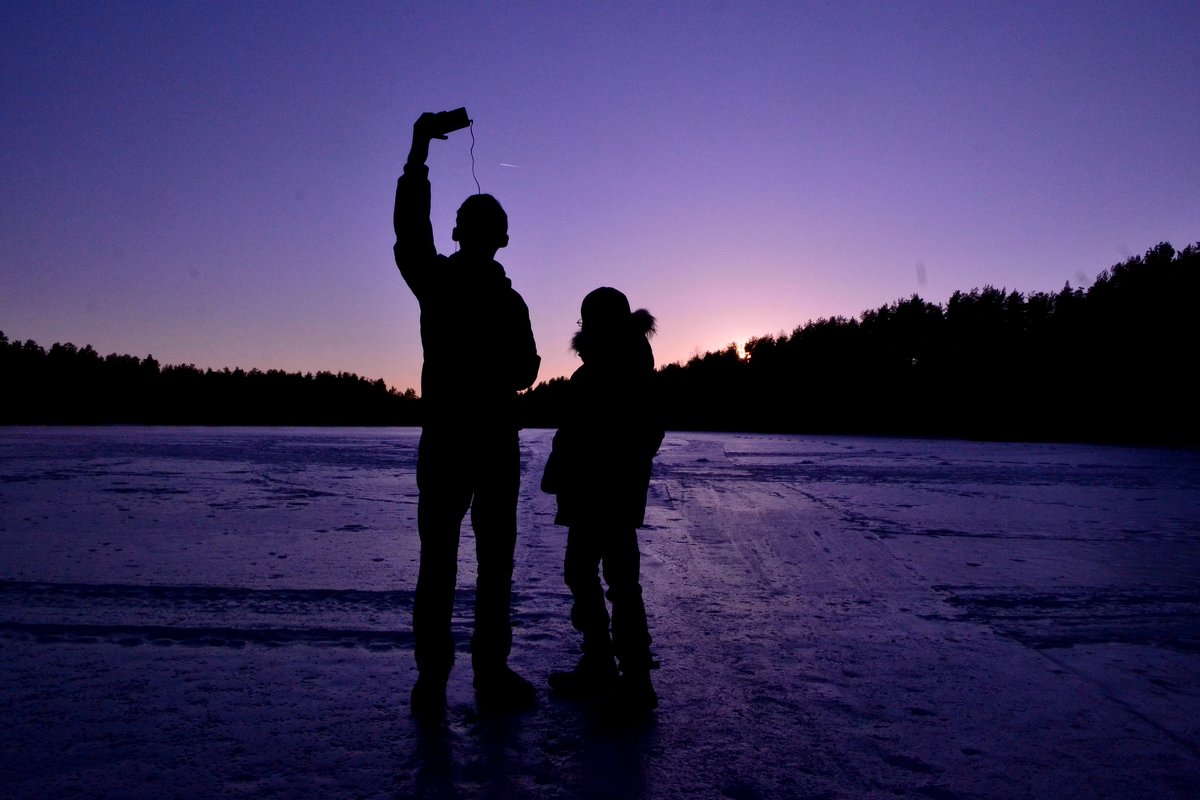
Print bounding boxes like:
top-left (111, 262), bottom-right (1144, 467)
top-left (3, 1), bottom-right (1197, 393)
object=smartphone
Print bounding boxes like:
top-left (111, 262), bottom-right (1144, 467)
top-left (434, 107), bottom-right (470, 136)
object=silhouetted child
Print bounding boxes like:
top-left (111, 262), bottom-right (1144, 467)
top-left (541, 287), bottom-right (663, 714)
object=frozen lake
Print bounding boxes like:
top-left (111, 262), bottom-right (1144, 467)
top-left (1, 427), bottom-right (1198, 799)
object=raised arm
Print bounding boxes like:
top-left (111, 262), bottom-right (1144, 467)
top-left (392, 114), bottom-right (447, 295)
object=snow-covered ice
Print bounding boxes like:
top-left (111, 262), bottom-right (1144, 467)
top-left (1, 427), bottom-right (1198, 799)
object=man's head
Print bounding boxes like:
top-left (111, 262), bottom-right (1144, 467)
top-left (452, 194), bottom-right (509, 254)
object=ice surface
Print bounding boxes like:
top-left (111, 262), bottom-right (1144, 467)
top-left (1, 427), bottom-right (1198, 799)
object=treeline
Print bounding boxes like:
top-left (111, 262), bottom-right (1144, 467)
top-left (520, 241), bottom-right (1198, 445)
top-left (5, 241), bottom-right (1196, 442)
top-left (0, 337), bottom-right (420, 425)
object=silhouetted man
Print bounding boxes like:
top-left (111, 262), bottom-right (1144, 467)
top-left (393, 112), bottom-right (540, 718)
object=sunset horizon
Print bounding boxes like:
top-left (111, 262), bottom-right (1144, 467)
top-left (4, 2), bottom-right (1197, 395)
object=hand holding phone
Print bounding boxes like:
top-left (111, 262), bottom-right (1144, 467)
top-left (415, 108), bottom-right (470, 141)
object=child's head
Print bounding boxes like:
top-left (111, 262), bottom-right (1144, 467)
top-left (580, 287), bottom-right (632, 334)
top-left (573, 287), bottom-right (656, 362)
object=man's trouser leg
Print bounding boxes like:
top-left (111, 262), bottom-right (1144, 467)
top-left (414, 430), bottom-right (472, 679)
top-left (468, 429), bottom-right (521, 673)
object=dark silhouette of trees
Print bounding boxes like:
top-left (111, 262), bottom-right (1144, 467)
top-left (519, 241), bottom-right (1198, 445)
top-left (515, 375), bottom-right (571, 431)
top-left (0, 335), bottom-right (419, 425)
top-left (5, 241), bottom-right (1195, 443)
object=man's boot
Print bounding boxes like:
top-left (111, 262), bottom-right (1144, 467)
top-left (410, 672), bottom-right (448, 721)
top-left (473, 664), bottom-right (537, 714)
top-left (613, 668), bottom-right (658, 715)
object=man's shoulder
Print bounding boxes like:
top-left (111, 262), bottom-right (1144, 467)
top-left (489, 261), bottom-right (530, 296)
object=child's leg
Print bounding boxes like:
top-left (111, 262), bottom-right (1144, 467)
top-left (564, 524), bottom-right (611, 654)
top-left (601, 526), bottom-right (658, 712)
top-left (601, 527), bottom-right (652, 672)
top-left (552, 525), bottom-right (618, 697)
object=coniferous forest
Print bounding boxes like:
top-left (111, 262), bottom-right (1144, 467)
top-left (2, 242), bottom-right (1196, 444)
top-left (0, 344), bottom-right (420, 426)
top-left (522, 241), bottom-right (1199, 445)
